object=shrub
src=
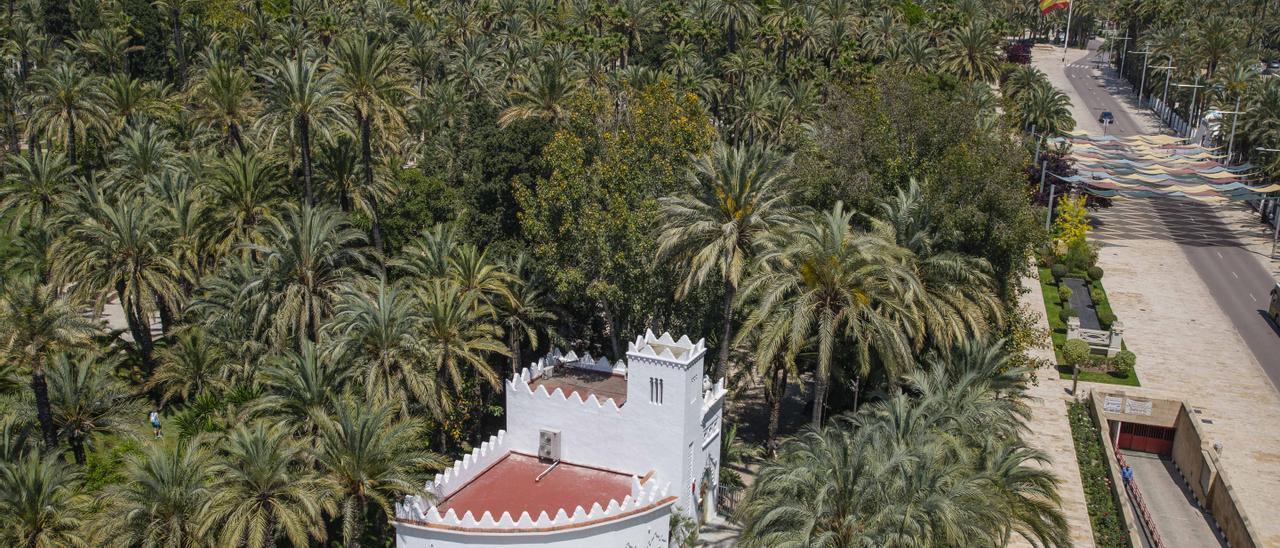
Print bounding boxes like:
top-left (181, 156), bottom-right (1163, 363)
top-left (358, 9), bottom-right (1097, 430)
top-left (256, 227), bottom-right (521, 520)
top-left (1069, 402), bottom-right (1130, 546)
top-left (1059, 285), bottom-right (1073, 303)
top-left (1098, 310), bottom-right (1117, 326)
top-left (1087, 266), bottom-right (1104, 281)
top-left (1064, 239), bottom-right (1097, 272)
top-left (1111, 350), bottom-right (1136, 376)
top-left (1063, 339), bottom-right (1092, 367)
top-left (1090, 287), bottom-right (1105, 304)
top-left (1058, 307), bottom-right (1077, 325)
top-left (1050, 263), bottom-right (1068, 280)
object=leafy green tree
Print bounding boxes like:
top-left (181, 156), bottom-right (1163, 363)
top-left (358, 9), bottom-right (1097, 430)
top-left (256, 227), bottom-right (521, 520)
top-left (656, 141), bottom-right (801, 376)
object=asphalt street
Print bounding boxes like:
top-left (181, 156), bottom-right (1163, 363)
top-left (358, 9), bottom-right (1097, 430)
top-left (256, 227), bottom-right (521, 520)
top-left (1061, 47), bottom-right (1280, 390)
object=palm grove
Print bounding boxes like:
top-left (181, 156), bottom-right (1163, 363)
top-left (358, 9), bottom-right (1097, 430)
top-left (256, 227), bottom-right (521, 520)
top-left (0, 0), bottom-right (1078, 546)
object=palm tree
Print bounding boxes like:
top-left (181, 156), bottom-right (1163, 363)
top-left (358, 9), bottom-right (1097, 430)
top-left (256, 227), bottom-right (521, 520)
top-left (206, 148), bottom-right (282, 252)
top-left (0, 276), bottom-right (100, 450)
top-left (326, 279), bottom-right (431, 418)
top-left (939, 19), bottom-right (1002, 82)
top-left (103, 439), bottom-right (212, 548)
top-left (495, 255), bottom-right (556, 376)
top-left (737, 203), bottom-right (918, 426)
top-left (46, 352), bottom-right (135, 465)
top-left (245, 204), bottom-right (368, 346)
top-left (736, 338), bottom-right (1069, 547)
top-left (333, 36), bottom-right (409, 253)
top-left (710, 0), bottom-right (758, 53)
top-left (259, 54), bottom-right (345, 206)
top-left (0, 453), bottom-right (90, 547)
top-left (54, 196), bottom-right (180, 380)
top-left (24, 60), bottom-right (108, 165)
top-left (0, 149), bottom-right (75, 235)
top-left (497, 59), bottom-right (582, 128)
top-left (200, 421), bottom-right (331, 548)
top-left (314, 397), bottom-right (442, 548)
top-left (1015, 82), bottom-right (1075, 137)
top-left (190, 51), bottom-right (258, 152)
top-left (256, 340), bottom-right (351, 436)
top-left (149, 327), bottom-right (228, 406)
top-left (413, 280), bottom-right (508, 419)
top-left (656, 141), bottom-right (801, 377)
top-left (870, 180), bottom-right (1000, 354)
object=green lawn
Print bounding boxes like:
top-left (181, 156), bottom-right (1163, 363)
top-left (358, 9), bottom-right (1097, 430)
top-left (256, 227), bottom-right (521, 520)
top-left (1037, 267), bottom-right (1140, 386)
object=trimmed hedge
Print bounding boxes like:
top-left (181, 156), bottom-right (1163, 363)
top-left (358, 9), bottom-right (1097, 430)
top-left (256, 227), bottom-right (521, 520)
top-left (1068, 401), bottom-right (1132, 547)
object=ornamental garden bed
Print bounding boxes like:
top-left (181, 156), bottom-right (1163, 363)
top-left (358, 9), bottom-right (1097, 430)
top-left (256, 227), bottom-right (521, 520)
top-left (1038, 195), bottom-right (1138, 386)
top-left (1068, 400), bottom-right (1133, 547)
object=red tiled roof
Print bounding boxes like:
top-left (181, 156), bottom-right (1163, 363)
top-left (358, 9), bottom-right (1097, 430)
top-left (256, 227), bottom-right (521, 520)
top-left (437, 453), bottom-right (635, 518)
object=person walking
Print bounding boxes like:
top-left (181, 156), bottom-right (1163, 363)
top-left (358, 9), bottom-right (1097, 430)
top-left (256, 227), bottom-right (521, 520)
top-left (149, 409), bottom-right (162, 439)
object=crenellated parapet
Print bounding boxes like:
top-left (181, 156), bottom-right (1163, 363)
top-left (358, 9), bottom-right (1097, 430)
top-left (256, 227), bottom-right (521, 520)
top-left (396, 471), bottom-right (672, 531)
top-left (626, 330), bottom-right (706, 367)
top-left (423, 431), bottom-right (511, 501)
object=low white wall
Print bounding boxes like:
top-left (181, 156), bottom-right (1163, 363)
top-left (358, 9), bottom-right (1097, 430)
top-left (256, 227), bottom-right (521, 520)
top-left (395, 499), bottom-right (673, 548)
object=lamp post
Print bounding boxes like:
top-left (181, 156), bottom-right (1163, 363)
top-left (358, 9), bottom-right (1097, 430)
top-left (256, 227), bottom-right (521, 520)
top-left (1112, 32), bottom-right (1132, 77)
top-left (1151, 64), bottom-right (1176, 121)
top-left (1128, 50), bottom-right (1152, 104)
top-left (1217, 96), bottom-right (1244, 165)
top-left (1173, 78), bottom-right (1204, 138)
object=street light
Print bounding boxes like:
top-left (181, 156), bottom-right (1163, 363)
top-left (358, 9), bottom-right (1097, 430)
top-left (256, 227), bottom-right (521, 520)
top-left (1151, 64), bottom-right (1176, 120)
top-left (1217, 97), bottom-right (1245, 165)
top-left (1112, 33), bottom-right (1132, 75)
top-left (1172, 79), bottom-right (1204, 138)
top-left (1128, 50), bottom-right (1152, 105)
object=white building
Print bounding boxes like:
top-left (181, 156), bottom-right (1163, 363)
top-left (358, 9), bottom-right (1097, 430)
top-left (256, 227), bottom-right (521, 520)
top-left (394, 330), bottom-right (727, 547)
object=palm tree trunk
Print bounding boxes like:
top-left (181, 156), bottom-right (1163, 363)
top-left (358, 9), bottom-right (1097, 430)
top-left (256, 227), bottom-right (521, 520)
top-left (346, 496), bottom-right (367, 548)
top-left (70, 434), bottom-right (86, 465)
top-left (715, 282), bottom-right (736, 377)
top-left (811, 375), bottom-right (828, 427)
top-left (767, 365), bottom-right (787, 455)
top-left (509, 329), bottom-right (523, 376)
top-left (171, 6), bottom-right (185, 87)
top-left (358, 111), bottom-right (385, 254)
top-left (119, 281), bottom-right (158, 393)
top-left (299, 115), bottom-right (314, 206)
top-left (31, 366), bottom-right (58, 450)
top-left (66, 109), bottom-right (77, 166)
top-left (229, 122), bottom-right (244, 153)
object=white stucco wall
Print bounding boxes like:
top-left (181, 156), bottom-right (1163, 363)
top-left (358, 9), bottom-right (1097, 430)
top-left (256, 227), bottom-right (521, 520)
top-left (394, 500), bottom-right (673, 548)
top-left (504, 333), bottom-right (724, 517)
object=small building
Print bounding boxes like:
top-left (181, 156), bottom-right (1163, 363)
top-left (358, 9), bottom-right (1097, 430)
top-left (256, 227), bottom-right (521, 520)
top-left (394, 330), bottom-right (727, 547)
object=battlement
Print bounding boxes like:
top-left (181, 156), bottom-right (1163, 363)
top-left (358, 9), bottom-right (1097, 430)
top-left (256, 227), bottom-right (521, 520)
top-left (626, 330), bottom-right (706, 367)
top-left (425, 431), bottom-right (511, 500)
top-left (509, 352), bottom-right (629, 409)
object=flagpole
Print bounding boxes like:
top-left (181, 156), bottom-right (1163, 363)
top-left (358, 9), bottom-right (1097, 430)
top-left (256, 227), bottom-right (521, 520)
top-left (1061, 0), bottom-right (1074, 62)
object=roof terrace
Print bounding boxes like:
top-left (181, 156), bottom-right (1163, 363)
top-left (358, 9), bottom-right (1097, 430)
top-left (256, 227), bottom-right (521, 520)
top-left (437, 453), bottom-right (636, 519)
top-left (529, 366), bottom-right (628, 406)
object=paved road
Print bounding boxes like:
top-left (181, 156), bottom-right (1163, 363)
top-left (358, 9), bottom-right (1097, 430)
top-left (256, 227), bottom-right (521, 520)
top-left (1061, 46), bottom-right (1280, 391)
top-left (1121, 450), bottom-right (1226, 547)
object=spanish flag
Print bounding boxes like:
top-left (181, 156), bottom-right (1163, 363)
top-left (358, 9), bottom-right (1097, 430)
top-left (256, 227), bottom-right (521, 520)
top-left (1040, 0), bottom-right (1069, 14)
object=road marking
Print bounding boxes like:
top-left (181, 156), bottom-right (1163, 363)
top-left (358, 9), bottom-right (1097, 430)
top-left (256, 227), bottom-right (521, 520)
top-left (1251, 293), bottom-right (1257, 302)
top-left (1232, 271), bottom-right (1239, 279)
top-left (1217, 251), bottom-right (1223, 258)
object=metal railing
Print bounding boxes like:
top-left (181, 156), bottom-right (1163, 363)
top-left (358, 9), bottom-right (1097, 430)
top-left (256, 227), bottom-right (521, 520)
top-left (1116, 452), bottom-right (1166, 548)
